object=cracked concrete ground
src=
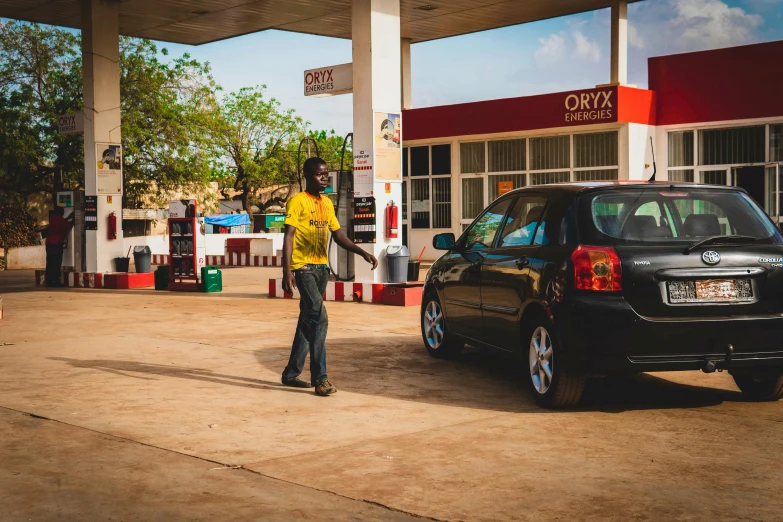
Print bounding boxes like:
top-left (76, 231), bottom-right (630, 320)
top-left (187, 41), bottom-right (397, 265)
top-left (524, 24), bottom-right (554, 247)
top-left (0, 267), bottom-right (781, 521)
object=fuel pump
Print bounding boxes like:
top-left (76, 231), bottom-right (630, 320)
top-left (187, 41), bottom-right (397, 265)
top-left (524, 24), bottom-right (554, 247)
top-left (56, 190), bottom-right (85, 271)
top-left (327, 133), bottom-right (355, 281)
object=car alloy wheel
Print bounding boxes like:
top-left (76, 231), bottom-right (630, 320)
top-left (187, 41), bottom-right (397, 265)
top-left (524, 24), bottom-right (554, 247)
top-left (424, 300), bottom-right (444, 350)
top-left (529, 326), bottom-right (554, 394)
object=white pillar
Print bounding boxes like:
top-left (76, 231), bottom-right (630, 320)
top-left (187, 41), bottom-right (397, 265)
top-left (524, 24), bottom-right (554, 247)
top-left (401, 38), bottom-right (412, 110)
top-left (352, 0), bottom-right (403, 284)
top-left (82, 0), bottom-right (123, 273)
top-left (610, 0), bottom-right (628, 85)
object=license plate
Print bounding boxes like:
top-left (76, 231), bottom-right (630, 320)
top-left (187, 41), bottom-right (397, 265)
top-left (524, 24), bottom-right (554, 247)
top-left (668, 279), bottom-right (753, 303)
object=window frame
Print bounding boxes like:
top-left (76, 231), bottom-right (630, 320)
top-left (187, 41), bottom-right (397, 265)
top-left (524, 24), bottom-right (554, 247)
top-left (460, 195), bottom-right (517, 251)
top-left (403, 144), bottom-right (452, 230)
top-left (495, 193), bottom-right (550, 249)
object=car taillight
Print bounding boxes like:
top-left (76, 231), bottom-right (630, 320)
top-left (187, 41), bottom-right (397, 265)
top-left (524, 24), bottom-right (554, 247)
top-left (571, 245), bottom-right (622, 292)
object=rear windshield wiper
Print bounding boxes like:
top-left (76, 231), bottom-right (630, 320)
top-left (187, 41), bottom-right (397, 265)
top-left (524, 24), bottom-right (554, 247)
top-left (684, 235), bottom-right (758, 254)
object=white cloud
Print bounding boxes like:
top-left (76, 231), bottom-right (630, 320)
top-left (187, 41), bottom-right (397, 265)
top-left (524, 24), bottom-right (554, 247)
top-left (632, 0), bottom-right (764, 52)
top-left (628, 24), bottom-right (644, 49)
top-left (573, 31), bottom-right (601, 61)
top-left (534, 33), bottom-right (567, 63)
top-left (673, 0), bottom-right (763, 47)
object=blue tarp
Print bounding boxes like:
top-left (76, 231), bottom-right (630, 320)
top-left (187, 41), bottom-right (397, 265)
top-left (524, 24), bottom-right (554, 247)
top-left (204, 214), bottom-right (251, 226)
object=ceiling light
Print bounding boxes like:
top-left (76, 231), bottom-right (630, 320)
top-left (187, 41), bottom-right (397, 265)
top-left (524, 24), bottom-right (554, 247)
top-left (415, 5), bottom-right (437, 11)
top-left (191, 10), bottom-right (210, 15)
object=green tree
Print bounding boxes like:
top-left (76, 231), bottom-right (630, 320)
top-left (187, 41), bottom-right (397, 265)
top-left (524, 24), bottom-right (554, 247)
top-left (120, 39), bottom-right (218, 209)
top-left (0, 21), bottom-right (219, 211)
top-left (0, 22), bottom-right (83, 204)
top-left (209, 86), bottom-right (306, 215)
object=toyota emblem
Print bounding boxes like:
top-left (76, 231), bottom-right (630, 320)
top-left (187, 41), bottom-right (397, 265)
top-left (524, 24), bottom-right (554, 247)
top-left (702, 251), bottom-right (721, 265)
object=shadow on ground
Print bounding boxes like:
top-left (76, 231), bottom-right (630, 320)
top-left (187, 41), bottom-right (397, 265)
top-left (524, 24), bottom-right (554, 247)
top-left (48, 357), bottom-right (311, 395)
top-left (49, 336), bottom-right (745, 414)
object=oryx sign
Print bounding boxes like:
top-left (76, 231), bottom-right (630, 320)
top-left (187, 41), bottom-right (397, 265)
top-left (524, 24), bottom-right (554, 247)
top-left (564, 90), bottom-right (614, 123)
top-left (304, 63), bottom-right (353, 97)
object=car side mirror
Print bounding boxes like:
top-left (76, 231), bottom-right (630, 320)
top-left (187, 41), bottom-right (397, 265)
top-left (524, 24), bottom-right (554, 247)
top-left (433, 233), bottom-right (455, 250)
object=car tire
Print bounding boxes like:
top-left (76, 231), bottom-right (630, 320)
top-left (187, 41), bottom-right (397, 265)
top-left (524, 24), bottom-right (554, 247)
top-left (421, 293), bottom-right (464, 359)
top-left (523, 315), bottom-right (586, 409)
top-left (732, 371), bottom-right (783, 401)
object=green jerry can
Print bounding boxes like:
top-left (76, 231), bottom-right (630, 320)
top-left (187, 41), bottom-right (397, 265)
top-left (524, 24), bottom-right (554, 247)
top-left (201, 266), bottom-right (222, 293)
top-left (154, 265), bottom-right (170, 291)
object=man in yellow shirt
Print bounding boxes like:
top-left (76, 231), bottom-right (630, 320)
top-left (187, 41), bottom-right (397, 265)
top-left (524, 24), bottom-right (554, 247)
top-left (282, 157), bottom-right (378, 396)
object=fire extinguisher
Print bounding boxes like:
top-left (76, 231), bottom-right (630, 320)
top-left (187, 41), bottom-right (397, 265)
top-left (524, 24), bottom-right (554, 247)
top-left (385, 201), bottom-right (399, 239)
top-left (108, 212), bottom-right (117, 240)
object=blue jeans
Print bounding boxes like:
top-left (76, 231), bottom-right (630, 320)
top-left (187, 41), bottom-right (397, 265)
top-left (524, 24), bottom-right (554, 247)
top-left (282, 265), bottom-right (329, 385)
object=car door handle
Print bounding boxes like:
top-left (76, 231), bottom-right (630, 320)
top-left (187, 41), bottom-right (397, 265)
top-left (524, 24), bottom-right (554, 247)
top-left (516, 257), bottom-right (530, 269)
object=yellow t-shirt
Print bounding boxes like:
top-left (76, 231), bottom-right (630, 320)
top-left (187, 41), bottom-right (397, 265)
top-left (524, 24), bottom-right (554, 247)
top-left (285, 192), bottom-right (341, 270)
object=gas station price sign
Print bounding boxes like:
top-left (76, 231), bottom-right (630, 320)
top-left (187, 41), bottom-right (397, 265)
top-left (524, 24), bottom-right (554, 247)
top-left (353, 197), bottom-right (376, 244)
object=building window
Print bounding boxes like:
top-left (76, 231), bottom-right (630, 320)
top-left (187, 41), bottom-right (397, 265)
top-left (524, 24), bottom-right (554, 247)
top-left (402, 180), bottom-right (407, 220)
top-left (411, 178), bottom-right (430, 228)
top-left (668, 131), bottom-right (694, 167)
top-left (575, 169), bottom-right (619, 182)
top-left (404, 144), bottom-right (452, 229)
top-left (531, 171), bottom-right (570, 185)
top-left (668, 169), bottom-right (694, 182)
top-left (699, 126), bottom-right (765, 166)
top-left (701, 170), bottom-right (728, 185)
top-left (573, 131), bottom-right (619, 181)
top-left (488, 139), bottom-right (525, 172)
top-left (402, 147), bottom-right (409, 177)
top-left (771, 124), bottom-right (783, 162)
top-left (530, 136), bottom-right (570, 171)
top-left (432, 144), bottom-right (451, 175)
top-left (574, 132), bottom-right (618, 168)
top-left (410, 146), bottom-right (429, 176)
top-left (433, 178), bottom-right (451, 228)
top-left (488, 173), bottom-right (526, 201)
top-left (462, 177), bottom-right (484, 221)
top-left (460, 142), bottom-right (485, 174)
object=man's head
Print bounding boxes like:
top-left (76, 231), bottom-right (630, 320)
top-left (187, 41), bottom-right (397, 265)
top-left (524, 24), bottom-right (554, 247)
top-left (303, 157), bottom-right (329, 193)
top-left (53, 205), bottom-right (65, 217)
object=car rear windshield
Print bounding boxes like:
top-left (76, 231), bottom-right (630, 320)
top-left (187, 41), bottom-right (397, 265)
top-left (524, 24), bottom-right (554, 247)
top-left (580, 187), bottom-right (782, 244)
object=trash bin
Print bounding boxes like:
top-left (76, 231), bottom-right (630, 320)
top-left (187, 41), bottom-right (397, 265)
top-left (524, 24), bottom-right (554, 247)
top-left (114, 256), bottom-right (130, 272)
top-left (386, 245), bottom-right (410, 284)
top-left (154, 265), bottom-right (170, 291)
top-left (407, 261), bottom-right (421, 282)
top-left (133, 246), bottom-right (152, 273)
top-left (201, 266), bottom-right (222, 293)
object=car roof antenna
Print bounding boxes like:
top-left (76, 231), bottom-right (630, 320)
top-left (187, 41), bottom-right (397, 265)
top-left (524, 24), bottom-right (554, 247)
top-left (647, 136), bottom-right (656, 183)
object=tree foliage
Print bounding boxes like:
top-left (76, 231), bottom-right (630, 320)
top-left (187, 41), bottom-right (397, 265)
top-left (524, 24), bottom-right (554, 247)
top-left (0, 21), bottom-right (219, 210)
top-left (0, 203), bottom-right (38, 249)
top-left (209, 86), bottom-right (306, 213)
top-left (0, 21), bottom-right (344, 223)
top-left (120, 39), bottom-right (218, 209)
top-left (0, 22), bottom-right (82, 202)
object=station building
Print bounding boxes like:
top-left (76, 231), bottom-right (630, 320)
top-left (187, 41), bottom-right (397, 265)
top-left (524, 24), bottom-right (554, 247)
top-left (402, 40), bottom-right (783, 259)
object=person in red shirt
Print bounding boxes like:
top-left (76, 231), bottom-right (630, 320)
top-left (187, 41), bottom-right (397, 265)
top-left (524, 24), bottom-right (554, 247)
top-left (45, 206), bottom-right (73, 287)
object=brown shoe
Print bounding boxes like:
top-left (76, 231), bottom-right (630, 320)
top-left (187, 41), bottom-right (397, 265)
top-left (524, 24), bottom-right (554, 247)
top-left (315, 379), bottom-right (337, 396)
top-left (282, 376), bottom-right (311, 388)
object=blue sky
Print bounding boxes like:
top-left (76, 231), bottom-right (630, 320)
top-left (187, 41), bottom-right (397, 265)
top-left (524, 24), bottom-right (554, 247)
top-left (156, 0), bottom-right (783, 135)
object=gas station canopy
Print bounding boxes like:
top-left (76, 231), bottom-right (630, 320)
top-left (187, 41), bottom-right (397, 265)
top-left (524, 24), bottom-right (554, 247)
top-left (2, 0), bottom-right (641, 45)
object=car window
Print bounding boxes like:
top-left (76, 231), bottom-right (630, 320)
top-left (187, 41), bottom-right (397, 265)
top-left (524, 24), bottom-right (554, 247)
top-left (672, 199), bottom-right (735, 236)
top-left (464, 198), bottom-right (513, 250)
top-left (559, 205), bottom-right (578, 245)
top-left (588, 189), bottom-right (779, 243)
top-left (497, 196), bottom-right (547, 248)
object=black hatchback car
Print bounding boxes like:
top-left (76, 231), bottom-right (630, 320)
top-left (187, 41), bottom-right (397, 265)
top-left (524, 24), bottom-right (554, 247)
top-left (421, 182), bottom-right (783, 408)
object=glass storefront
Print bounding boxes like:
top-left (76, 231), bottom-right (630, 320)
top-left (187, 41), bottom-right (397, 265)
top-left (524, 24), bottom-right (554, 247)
top-left (666, 123), bottom-right (783, 227)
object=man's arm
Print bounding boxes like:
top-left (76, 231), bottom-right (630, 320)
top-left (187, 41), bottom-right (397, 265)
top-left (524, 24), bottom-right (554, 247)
top-left (282, 224), bottom-right (297, 294)
top-left (332, 229), bottom-right (378, 270)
